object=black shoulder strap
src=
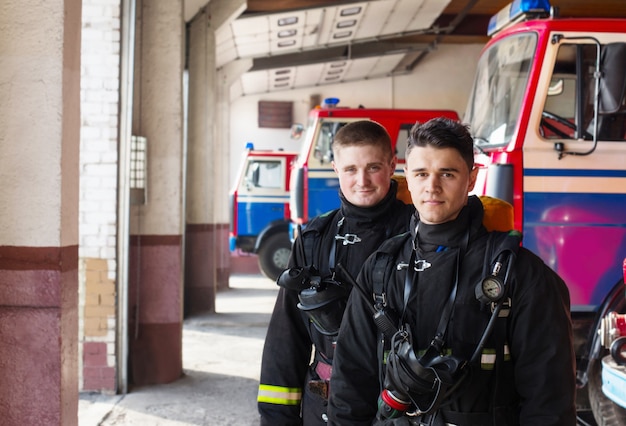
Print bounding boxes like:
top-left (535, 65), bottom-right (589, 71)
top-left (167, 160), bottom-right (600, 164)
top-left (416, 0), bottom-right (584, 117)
top-left (482, 230), bottom-right (522, 281)
top-left (300, 208), bottom-right (339, 266)
top-left (470, 229), bottom-right (522, 364)
top-left (488, 230), bottom-right (522, 415)
top-left (369, 232), bottom-right (411, 386)
top-left (372, 232), bottom-right (411, 309)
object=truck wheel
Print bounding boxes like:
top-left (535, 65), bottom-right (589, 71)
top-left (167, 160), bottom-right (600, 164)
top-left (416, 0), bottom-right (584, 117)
top-left (611, 337), bottom-right (626, 366)
top-left (589, 355), bottom-right (626, 425)
top-left (258, 233), bottom-right (292, 281)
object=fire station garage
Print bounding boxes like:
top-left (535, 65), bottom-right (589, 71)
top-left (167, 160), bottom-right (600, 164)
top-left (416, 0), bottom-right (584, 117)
top-left (1, 0), bottom-right (625, 425)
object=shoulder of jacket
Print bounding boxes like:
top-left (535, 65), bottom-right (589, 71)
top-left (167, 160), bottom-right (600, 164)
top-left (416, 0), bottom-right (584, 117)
top-left (377, 231), bottom-right (411, 254)
top-left (305, 208), bottom-right (340, 232)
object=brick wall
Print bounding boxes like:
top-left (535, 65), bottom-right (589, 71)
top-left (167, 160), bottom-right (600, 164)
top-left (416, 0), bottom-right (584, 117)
top-left (79, 0), bottom-right (121, 393)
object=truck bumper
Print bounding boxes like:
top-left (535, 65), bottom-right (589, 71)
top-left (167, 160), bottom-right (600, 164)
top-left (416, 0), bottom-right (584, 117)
top-left (602, 355), bottom-right (626, 409)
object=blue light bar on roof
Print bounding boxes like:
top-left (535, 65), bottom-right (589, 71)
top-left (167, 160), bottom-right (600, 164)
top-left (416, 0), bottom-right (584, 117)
top-left (245, 142), bottom-right (254, 150)
top-left (487, 0), bottom-right (551, 36)
top-left (322, 97), bottom-right (340, 108)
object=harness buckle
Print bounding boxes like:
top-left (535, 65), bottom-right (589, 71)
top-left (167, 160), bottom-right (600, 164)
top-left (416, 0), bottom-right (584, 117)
top-left (335, 233), bottom-right (362, 245)
top-left (397, 262), bottom-right (409, 270)
top-left (374, 292), bottom-right (387, 309)
top-left (492, 297), bottom-right (512, 316)
top-left (414, 259), bottom-right (432, 272)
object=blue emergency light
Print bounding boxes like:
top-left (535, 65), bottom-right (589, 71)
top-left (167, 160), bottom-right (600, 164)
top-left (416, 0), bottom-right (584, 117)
top-left (487, 0), bottom-right (551, 36)
top-left (245, 141), bottom-right (254, 150)
top-left (322, 97), bottom-right (340, 108)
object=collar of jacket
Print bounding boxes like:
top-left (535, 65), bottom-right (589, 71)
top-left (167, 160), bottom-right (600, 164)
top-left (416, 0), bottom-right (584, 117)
top-left (411, 195), bottom-right (485, 251)
top-left (338, 179), bottom-right (399, 224)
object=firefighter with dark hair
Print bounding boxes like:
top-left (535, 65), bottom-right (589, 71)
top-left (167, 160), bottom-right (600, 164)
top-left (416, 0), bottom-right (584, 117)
top-left (258, 120), bottom-right (415, 425)
top-left (327, 117), bottom-right (576, 425)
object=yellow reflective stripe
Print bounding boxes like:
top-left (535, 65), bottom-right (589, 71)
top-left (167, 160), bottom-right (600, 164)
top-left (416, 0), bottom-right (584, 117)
top-left (258, 384), bottom-right (302, 405)
top-left (481, 348), bottom-right (496, 370)
top-left (481, 344), bottom-right (511, 370)
top-left (503, 343), bottom-right (511, 361)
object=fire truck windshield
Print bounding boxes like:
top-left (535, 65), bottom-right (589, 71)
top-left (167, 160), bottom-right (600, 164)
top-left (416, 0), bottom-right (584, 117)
top-left (465, 32), bottom-right (537, 149)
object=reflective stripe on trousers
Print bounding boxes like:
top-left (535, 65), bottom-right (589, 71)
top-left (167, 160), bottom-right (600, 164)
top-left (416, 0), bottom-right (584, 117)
top-left (258, 384), bottom-right (302, 405)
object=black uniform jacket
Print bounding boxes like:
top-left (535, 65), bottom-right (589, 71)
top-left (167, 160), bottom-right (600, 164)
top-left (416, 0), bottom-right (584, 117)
top-left (328, 196), bottom-right (577, 426)
top-left (258, 181), bottom-right (415, 426)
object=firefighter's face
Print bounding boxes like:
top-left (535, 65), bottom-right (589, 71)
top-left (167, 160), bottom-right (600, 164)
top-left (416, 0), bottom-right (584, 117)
top-left (332, 144), bottom-right (396, 208)
top-left (404, 145), bottom-right (478, 225)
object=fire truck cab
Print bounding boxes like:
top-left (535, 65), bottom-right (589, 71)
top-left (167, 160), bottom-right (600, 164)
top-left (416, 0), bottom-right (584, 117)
top-left (465, 0), bottom-right (626, 422)
top-left (229, 143), bottom-right (298, 280)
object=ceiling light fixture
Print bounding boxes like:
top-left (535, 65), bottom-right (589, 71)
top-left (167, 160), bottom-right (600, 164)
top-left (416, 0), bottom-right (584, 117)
top-left (278, 29), bottom-right (297, 38)
top-left (337, 20), bottom-right (356, 29)
top-left (278, 16), bottom-right (298, 26)
top-left (277, 40), bottom-right (296, 47)
top-left (333, 31), bottom-right (352, 39)
top-left (340, 7), bottom-right (361, 17)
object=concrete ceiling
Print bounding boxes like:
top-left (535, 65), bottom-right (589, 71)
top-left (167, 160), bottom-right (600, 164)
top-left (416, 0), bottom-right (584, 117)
top-left (184, 0), bottom-right (626, 98)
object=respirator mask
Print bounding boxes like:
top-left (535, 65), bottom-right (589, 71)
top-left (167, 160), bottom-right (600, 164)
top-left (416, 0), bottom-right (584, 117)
top-left (377, 326), bottom-right (468, 420)
top-left (277, 266), bottom-right (349, 335)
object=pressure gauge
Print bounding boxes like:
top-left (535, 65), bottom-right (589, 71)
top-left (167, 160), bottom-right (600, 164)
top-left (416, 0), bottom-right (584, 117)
top-left (475, 275), bottom-right (505, 304)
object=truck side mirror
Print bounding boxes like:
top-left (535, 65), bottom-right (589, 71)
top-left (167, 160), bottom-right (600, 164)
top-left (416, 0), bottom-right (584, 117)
top-left (599, 43), bottom-right (626, 114)
top-left (244, 163), bottom-right (260, 190)
top-left (290, 123), bottom-right (304, 140)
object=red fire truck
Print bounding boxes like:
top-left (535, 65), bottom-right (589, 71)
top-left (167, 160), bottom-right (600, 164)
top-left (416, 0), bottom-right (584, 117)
top-left (465, 0), bottom-right (626, 423)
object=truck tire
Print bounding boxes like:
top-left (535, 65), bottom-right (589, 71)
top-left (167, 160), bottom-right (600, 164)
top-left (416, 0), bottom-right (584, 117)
top-left (589, 354), bottom-right (626, 425)
top-left (610, 337), bottom-right (626, 366)
top-left (258, 233), bottom-right (292, 281)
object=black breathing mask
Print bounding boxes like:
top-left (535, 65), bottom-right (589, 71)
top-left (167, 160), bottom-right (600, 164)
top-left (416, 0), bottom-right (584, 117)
top-left (277, 266), bottom-right (349, 335)
top-left (377, 326), bottom-right (468, 419)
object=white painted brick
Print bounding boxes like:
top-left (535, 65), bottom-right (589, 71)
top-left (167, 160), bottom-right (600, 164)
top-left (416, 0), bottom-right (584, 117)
top-left (80, 0), bottom-right (122, 391)
top-left (80, 247), bottom-right (101, 259)
top-left (100, 247), bottom-right (117, 259)
top-left (79, 222), bottom-right (100, 236)
top-left (81, 126), bottom-right (102, 139)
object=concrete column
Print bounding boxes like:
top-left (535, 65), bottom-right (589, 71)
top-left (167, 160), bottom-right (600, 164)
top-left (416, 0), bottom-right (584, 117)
top-left (216, 59), bottom-right (252, 289)
top-left (185, 0), bottom-right (245, 314)
top-left (0, 0), bottom-right (81, 424)
top-left (185, 10), bottom-right (216, 314)
top-left (128, 0), bottom-right (185, 385)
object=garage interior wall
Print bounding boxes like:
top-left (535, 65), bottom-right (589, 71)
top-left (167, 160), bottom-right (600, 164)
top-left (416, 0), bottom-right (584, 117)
top-left (227, 42), bottom-right (484, 185)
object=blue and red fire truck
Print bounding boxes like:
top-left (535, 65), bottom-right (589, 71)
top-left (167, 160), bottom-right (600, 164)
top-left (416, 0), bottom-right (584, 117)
top-left (465, 0), bottom-right (626, 423)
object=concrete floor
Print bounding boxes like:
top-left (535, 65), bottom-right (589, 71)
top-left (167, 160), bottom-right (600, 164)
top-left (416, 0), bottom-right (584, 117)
top-left (79, 273), bottom-right (277, 426)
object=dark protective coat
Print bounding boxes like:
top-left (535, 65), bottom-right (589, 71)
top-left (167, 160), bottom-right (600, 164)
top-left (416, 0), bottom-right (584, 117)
top-left (258, 181), bottom-right (415, 426)
top-left (327, 196), bottom-right (577, 426)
